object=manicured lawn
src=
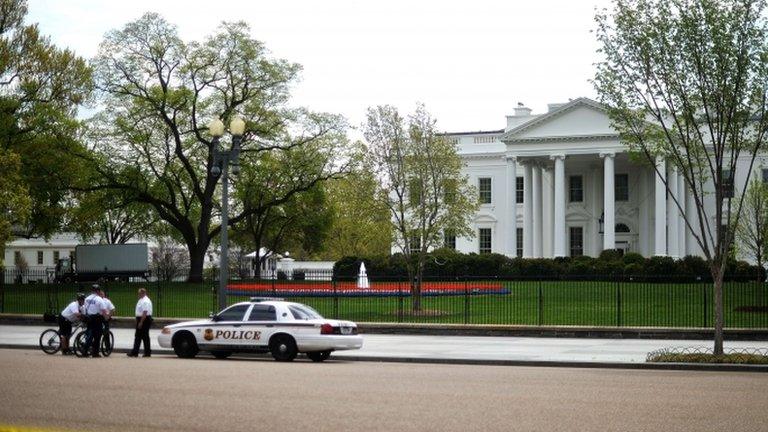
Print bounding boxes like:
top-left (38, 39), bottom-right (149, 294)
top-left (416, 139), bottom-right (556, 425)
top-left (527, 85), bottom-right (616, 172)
top-left (2, 279), bottom-right (766, 328)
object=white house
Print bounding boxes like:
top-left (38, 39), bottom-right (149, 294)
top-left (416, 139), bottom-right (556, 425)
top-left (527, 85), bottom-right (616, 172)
top-left (448, 97), bottom-right (767, 260)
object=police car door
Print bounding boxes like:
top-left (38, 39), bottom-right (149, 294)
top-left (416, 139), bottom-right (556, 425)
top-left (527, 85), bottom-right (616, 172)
top-left (245, 303), bottom-right (277, 349)
top-left (205, 304), bottom-right (251, 348)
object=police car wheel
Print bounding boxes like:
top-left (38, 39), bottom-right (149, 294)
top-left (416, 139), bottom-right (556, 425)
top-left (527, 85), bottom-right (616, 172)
top-left (306, 350), bottom-right (331, 362)
top-left (269, 334), bottom-right (297, 362)
top-left (211, 350), bottom-right (232, 359)
top-left (172, 332), bottom-right (199, 358)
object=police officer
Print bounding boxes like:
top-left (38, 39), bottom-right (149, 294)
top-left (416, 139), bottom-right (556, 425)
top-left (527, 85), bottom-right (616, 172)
top-left (127, 288), bottom-right (153, 357)
top-left (83, 284), bottom-right (108, 357)
top-left (58, 293), bottom-right (85, 355)
top-left (99, 289), bottom-right (115, 331)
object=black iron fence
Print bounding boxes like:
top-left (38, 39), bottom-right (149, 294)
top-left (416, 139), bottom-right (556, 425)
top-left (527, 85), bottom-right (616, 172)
top-left (1, 269), bottom-right (766, 328)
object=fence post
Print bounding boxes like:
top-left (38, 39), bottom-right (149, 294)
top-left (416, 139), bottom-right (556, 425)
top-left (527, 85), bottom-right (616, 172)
top-left (616, 276), bottom-right (622, 327)
top-left (703, 282), bottom-right (708, 328)
top-left (156, 279), bottom-right (161, 318)
top-left (397, 277), bottom-right (403, 323)
top-left (537, 278), bottom-right (543, 326)
top-left (0, 269), bottom-right (4, 313)
top-left (463, 277), bottom-right (469, 325)
top-left (332, 277), bottom-right (338, 319)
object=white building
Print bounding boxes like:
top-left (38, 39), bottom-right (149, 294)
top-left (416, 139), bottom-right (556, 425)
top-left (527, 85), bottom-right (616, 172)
top-left (449, 97), bottom-right (766, 259)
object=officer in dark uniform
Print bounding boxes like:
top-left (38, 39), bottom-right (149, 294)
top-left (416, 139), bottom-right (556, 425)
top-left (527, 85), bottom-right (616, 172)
top-left (83, 284), bottom-right (108, 357)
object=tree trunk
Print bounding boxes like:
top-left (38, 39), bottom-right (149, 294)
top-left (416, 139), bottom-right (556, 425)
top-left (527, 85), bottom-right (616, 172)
top-left (713, 268), bottom-right (725, 356)
top-left (187, 246), bottom-right (207, 283)
top-left (412, 258), bottom-right (425, 312)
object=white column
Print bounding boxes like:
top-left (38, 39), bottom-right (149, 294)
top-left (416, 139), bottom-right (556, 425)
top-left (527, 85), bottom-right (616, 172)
top-left (685, 182), bottom-right (699, 256)
top-left (523, 162), bottom-right (533, 258)
top-left (601, 152), bottom-right (616, 251)
top-left (533, 164), bottom-right (543, 258)
top-left (638, 168), bottom-right (649, 256)
top-left (667, 169), bottom-right (679, 258)
top-left (677, 172), bottom-right (687, 256)
top-left (551, 155), bottom-right (566, 257)
top-left (505, 155), bottom-right (517, 257)
top-left (654, 156), bottom-right (667, 256)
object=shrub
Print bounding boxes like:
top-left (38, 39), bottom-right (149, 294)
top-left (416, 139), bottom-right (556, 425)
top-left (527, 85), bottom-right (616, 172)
top-left (598, 249), bottom-right (623, 262)
top-left (622, 252), bottom-right (645, 266)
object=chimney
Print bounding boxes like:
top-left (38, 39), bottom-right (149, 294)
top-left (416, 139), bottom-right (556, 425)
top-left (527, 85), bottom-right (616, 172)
top-left (514, 102), bottom-right (532, 117)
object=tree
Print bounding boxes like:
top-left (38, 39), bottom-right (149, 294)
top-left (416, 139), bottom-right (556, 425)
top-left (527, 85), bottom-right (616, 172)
top-left (0, 151), bottom-right (29, 265)
top-left (365, 105), bottom-right (478, 312)
top-left (85, 14), bottom-right (348, 282)
top-left (735, 177), bottom-right (768, 279)
top-left (231, 142), bottom-right (338, 276)
top-left (0, 0), bottom-right (92, 243)
top-left (151, 238), bottom-right (189, 282)
top-left (594, 0), bottom-right (768, 354)
top-left (323, 158), bottom-right (392, 260)
top-left (69, 188), bottom-right (158, 244)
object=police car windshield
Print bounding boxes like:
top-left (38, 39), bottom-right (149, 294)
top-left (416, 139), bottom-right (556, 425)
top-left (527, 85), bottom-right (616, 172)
top-left (288, 304), bottom-right (323, 320)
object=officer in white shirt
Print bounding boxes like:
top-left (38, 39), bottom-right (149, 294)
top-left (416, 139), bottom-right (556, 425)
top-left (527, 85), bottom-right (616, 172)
top-left (58, 293), bottom-right (85, 355)
top-left (128, 288), bottom-right (153, 357)
top-left (83, 284), bottom-right (108, 357)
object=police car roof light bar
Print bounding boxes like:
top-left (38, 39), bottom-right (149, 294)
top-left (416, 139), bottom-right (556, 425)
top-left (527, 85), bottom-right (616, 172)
top-left (249, 297), bottom-right (285, 302)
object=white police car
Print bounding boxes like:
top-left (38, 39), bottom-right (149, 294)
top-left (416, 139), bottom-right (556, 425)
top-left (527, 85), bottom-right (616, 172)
top-left (157, 298), bottom-right (363, 362)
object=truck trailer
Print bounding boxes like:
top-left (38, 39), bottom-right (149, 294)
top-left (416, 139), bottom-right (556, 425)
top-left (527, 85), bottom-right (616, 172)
top-left (55, 243), bottom-right (149, 282)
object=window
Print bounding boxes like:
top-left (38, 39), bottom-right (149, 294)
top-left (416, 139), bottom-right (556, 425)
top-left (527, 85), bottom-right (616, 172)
top-left (409, 234), bottom-right (421, 254)
top-left (516, 228), bottom-right (523, 258)
top-left (722, 169), bottom-right (734, 198)
top-left (569, 176), bottom-right (583, 202)
top-left (14, 251), bottom-right (21, 265)
top-left (478, 178), bottom-right (492, 204)
top-left (248, 304), bottom-right (276, 321)
top-left (516, 177), bottom-right (524, 204)
top-left (443, 179), bottom-right (457, 204)
top-left (216, 304), bottom-right (250, 322)
top-left (615, 174), bottom-right (629, 201)
top-left (444, 230), bottom-right (456, 250)
top-left (409, 179), bottom-right (423, 205)
top-left (289, 304), bottom-right (323, 320)
top-left (762, 168), bottom-right (768, 184)
top-left (479, 228), bottom-right (492, 254)
top-left (53, 251), bottom-right (60, 263)
top-left (37, 251), bottom-right (43, 265)
top-left (569, 227), bottom-right (584, 257)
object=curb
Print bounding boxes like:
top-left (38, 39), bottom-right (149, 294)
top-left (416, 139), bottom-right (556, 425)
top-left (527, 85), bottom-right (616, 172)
top-left (6, 313), bottom-right (767, 340)
top-left (9, 344), bottom-right (767, 373)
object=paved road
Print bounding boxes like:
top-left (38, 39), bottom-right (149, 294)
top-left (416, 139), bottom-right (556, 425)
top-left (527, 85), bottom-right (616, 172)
top-left (0, 349), bottom-right (766, 432)
top-left (8, 324), bottom-right (768, 364)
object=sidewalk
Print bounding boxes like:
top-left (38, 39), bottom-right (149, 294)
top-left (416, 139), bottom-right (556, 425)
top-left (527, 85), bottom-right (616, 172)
top-left (7, 324), bottom-right (768, 371)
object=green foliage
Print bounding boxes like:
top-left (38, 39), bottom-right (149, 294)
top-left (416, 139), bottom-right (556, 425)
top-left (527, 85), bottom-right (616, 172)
top-left (333, 252), bottom-right (764, 281)
top-left (0, 0), bottom-right (93, 240)
top-left (0, 150), bottom-right (30, 264)
top-left (87, 13), bottom-right (348, 281)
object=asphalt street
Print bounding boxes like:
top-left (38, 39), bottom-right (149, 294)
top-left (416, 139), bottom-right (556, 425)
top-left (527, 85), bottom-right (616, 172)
top-left (5, 324), bottom-right (768, 364)
top-left (0, 349), bottom-right (766, 432)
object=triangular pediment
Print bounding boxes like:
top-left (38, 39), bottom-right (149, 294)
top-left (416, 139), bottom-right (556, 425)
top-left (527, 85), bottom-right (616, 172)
top-left (502, 98), bottom-right (618, 143)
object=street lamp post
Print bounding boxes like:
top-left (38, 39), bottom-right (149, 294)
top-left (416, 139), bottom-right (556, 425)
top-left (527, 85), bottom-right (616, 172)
top-left (209, 116), bottom-right (246, 311)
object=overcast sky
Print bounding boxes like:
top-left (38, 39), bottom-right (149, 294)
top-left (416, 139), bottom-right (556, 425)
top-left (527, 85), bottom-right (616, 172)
top-left (27, 0), bottom-right (613, 134)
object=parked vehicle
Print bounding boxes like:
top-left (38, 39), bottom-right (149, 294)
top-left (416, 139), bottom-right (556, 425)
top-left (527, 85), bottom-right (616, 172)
top-left (158, 297), bottom-right (363, 362)
top-left (55, 243), bottom-right (149, 283)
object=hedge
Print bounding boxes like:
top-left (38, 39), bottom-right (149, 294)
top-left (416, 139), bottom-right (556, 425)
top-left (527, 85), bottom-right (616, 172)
top-left (333, 250), bottom-right (766, 282)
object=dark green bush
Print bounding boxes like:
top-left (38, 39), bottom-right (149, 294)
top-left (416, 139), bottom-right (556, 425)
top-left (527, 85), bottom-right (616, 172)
top-left (622, 252), bottom-right (645, 266)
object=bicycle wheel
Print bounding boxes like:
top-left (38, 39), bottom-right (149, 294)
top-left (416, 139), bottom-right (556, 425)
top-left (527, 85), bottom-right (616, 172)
top-left (39, 329), bottom-right (61, 354)
top-left (100, 331), bottom-right (114, 356)
top-left (73, 332), bottom-right (89, 357)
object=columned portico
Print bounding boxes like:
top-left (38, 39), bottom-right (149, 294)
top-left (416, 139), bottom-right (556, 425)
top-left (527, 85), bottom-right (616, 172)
top-left (600, 152), bottom-right (616, 251)
top-left (505, 155), bottom-right (517, 257)
top-left (654, 156), bottom-right (667, 256)
top-left (551, 154), bottom-right (566, 257)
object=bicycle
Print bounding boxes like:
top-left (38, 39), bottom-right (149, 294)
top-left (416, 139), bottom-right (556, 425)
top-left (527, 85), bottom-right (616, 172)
top-left (74, 324), bottom-right (114, 357)
top-left (38, 321), bottom-right (86, 355)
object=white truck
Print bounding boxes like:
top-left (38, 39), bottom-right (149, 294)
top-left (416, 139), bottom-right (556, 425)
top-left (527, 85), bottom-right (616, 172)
top-left (54, 243), bottom-right (149, 283)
